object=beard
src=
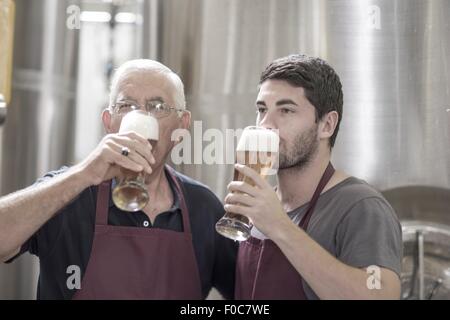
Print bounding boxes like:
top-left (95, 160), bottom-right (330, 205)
top-left (278, 124), bottom-right (319, 170)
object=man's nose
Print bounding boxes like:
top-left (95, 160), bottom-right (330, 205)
top-left (258, 109), bottom-right (277, 130)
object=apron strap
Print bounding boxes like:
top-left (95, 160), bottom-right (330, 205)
top-left (246, 162), bottom-right (335, 300)
top-left (96, 181), bottom-right (111, 226)
top-left (165, 165), bottom-right (192, 235)
top-left (299, 162), bottom-right (335, 230)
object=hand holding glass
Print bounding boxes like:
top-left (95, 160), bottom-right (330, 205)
top-left (112, 110), bottom-right (159, 212)
top-left (215, 126), bottom-right (279, 241)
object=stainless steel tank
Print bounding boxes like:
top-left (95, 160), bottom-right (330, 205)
top-left (400, 221), bottom-right (450, 299)
top-left (148, 0), bottom-right (450, 195)
top-left (0, 0), bottom-right (80, 299)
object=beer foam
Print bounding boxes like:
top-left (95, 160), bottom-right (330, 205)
top-left (119, 111), bottom-right (159, 140)
top-left (236, 127), bottom-right (279, 152)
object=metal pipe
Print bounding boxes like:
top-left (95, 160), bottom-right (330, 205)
top-left (417, 231), bottom-right (425, 300)
top-left (0, 94), bottom-right (6, 125)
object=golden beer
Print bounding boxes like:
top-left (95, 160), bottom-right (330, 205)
top-left (112, 110), bottom-right (159, 212)
top-left (216, 126), bottom-right (279, 241)
top-left (112, 169), bottom-right (149, 212)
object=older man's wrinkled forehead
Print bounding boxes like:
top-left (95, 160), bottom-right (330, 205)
top-left (115, 71), bottom-right (178, 105)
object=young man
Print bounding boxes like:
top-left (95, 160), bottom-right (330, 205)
top-left (225, 54), bottom-right (402, 300)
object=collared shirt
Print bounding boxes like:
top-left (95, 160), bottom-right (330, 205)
top-left (7, 166), bottom-right (238, 300)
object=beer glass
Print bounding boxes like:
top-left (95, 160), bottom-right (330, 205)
top-left (112, 110), bottom-right (159, 212)
top-left (215, 126), bottom-right (279, 241)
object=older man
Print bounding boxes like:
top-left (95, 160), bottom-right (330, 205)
top-left (0, 59), bottom-right (237, 299)
top-left (224, 54), bottom-right (402, 300)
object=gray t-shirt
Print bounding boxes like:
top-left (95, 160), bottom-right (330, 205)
top-left (250, 176), bottom-right (403, 300)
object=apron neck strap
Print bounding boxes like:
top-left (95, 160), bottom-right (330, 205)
top-left (165, 165), bottom-right (192, 234)
top-left (299, 162), bottom-right (335, 229)
top-left (96, 181), bottom-right (111, 225)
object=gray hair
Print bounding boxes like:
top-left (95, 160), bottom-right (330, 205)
top-left (109, 59), bottom-right (186, 109)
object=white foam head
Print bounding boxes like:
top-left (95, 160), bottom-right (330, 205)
top-left (236, 126), bottom-right (279, 152)
top-left (119, 111), bottom-right (159, 140)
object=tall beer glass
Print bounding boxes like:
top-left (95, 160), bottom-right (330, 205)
top-left (215, 126), bottom-right (279, 241)
top-left (112, 110), bottom-right (159, 212)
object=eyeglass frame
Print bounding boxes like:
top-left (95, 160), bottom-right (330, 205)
top-left (110, 99), bottom-right (186, 119)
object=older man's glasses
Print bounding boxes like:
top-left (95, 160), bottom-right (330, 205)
top-left (112, 100), bottom-right (184, 118)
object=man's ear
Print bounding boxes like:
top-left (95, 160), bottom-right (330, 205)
top-left (319, 111), bottom-right (339, 140)
top-left (180, 110), bottom-right (191, 131)
top-left (102, 108), bottom-right (113, 133)
top-left (172, 111), bottom-right (191, 146)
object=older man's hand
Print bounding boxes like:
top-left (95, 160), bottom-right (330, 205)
top-left (77, 132), bottom-right (155, 186)
top-left (224, 164), bottom-right (293, 239)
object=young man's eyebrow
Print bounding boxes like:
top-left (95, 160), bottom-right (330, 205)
top-left (275, 99), bottom-right (298, 106)
top-left (255, 99), bottom-right (299, 107)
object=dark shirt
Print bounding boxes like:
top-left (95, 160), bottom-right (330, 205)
top-left (7, 166), bottom-right (238, 300)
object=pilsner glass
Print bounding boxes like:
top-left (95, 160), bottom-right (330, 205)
top-left (112, 110), bottom-right (159, 212)
top-left (215, 126), bottom-right (279, 241)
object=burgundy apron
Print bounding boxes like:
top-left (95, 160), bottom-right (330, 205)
top-left (73, 165), bottom-right (202, 300)
top-left (235, 163), bottom-right (335, 300)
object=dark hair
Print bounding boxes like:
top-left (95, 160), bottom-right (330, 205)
top-left (260, 54), bottom-right (343, 148)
